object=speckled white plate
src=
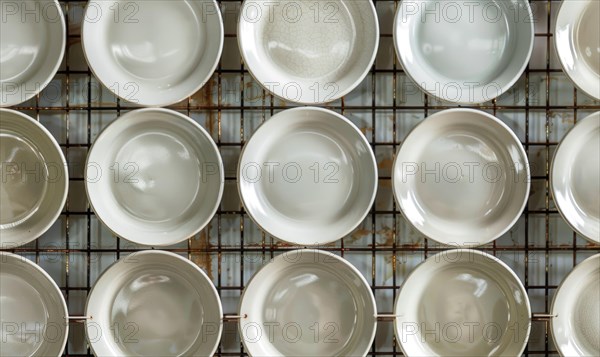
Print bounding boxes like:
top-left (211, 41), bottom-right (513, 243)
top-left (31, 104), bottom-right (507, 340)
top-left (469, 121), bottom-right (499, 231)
top-left (551, 111), bottom-right (600, 244)
top-left (82, 0), bottom-right (223, 106)
top-left (85, 250), bottom-right (223, 356)
top-left (551, 254), bottom-right (600, 356)
top-left (238, 0), bottom-right (379, 104)
top-left (0, 252), bottom-right (69, 357)
top-left (0, 109), bottom-right (68, 248)
top-left (394, 249), bottom-right (531, 356)
top-left (239, 249), bottom-right (377, 356)
top-left (393, 0), bottom-right (534, 104)
top-left (85, 108), bottom-right (223, 246)
top-left (0, 0), bottom-right (66, 107)
top-left (555, 0), bottom-right (600, 100)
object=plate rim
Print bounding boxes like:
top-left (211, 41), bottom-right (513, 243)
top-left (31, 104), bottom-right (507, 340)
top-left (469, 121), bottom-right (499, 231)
top-left (392, 248), bottom-right (532, 357)
top-left (80, 0), bottom-right (224, 107)
top-left (0, 251), bottom-right (69, 357)
top-left (392, 0), bottom-right (535, 104)
top-left (0, 0), bottom-right (66, 108)
top-left (391, 108), bottom-right (531, 247)
top-left (83, 249), bottom-right (224, 357)
top-left (550, 111), bottom-right (600, 244)
top-left (236, 106), bottom-right (378, 246)
top-left (236, 0), bottom-right (380, 105)
top-left (554, 0), bottom-right (600, 101)
top-left (84, 107), bottom-right (224, 246)
top-left (237, 248), bottom-right (378, 357)
top-left (0, 108), bottom-right (69, 248)
top-left (550, 253), bottom-right (600, 357)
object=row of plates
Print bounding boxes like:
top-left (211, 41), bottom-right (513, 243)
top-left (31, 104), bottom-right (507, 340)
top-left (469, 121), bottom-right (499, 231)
top-left (1, 249), bottom-right (598, 356)
top-left (1, 0), bottom-right (599, 107)
top-left (2, 107), bottom-right (598, 249)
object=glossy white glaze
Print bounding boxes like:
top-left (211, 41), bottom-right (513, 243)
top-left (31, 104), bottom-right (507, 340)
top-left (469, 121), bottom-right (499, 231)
top-left (81, 0), bottom-right (223, 106)
top-left (239, 249), bottom-right (377, 356)
top-left (238, 0), bottom-right (379, 104)
top-left (85, 108), bottom-right (223, 246)
top-left (237, 107), bottom-right (377, 246)
top-left (551, 112), bottom-right (600, 243)
top-left (0, 0), bottom-right (66, 107)
top-left (393, 0), bottom-right (534, 104)
top-left (0, 252), bottom-right (68, 357)
top-left (551, 254), bottom-right (600, 356)
top-left (0, 109), bottom-right (68, 247)
top-left (392, 109), bottom-right (530, 247)
top-left (394, 249), bottom-right (531, 357)
top-left (85, 250), bottom-right (222, 357)
top-left (555, 0), bottom-right (600, 100)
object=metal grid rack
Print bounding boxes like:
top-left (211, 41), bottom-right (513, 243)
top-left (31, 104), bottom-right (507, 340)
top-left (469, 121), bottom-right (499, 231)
top-left (3, 0), bottom-right (600, 356)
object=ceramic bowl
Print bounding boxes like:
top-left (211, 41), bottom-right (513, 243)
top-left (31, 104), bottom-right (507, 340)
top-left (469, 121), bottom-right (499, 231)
top-left (394, 249), bottom-right (531, 357)
top-left (0, 252), bottom-right (68, 356)
top-left (393, 0), bottom-right (534, 104)
top-left (239, 249), bottom-right (377, 356)
top-left (0, 0), bottom-right (66, 107)
top-left (238, 107), bottom-right (377, 245)
top-left (0, 109), bottom-right (68, 248)
top-left (392, 109), bottom-right (529, 247)
top-left (555, 0), bottom-right (600, 100)
top-left (551, 254), bottom-right (600, 356)
top-left (551, 111), bottom-right (600, 243)
top-left (85, 250), bottom-right (223, 356)
top-left (81, 0), bottom-right (223, 106)
top-left (85, 108), bottom-right (223, 246)
top-left (238, 0), bottom-right (379, 104)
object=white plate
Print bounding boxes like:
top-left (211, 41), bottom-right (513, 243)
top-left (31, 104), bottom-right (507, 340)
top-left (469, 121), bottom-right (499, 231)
top-left (239, 249), bottom-right (377, 356)
top-left (0, 109), bottom-right (68, 248)
top-left (394, 249), bottom-right (531, 357)
top-left (0, 252), bottom-right (69, 357)
top-left (238, 107), bottom-right (377, 245)
top-left (85, 108), bottom-right (223, 246)
top-left (551, 254), bottom-right (600, 356)
top-left (238, 0), bottom-right (379, 104)
top-left (555, 0), bottom-right (600, 100)
top-left (392, 109), bottom-right (529, 247)
top-left (393, 0), bottom-right (534, 104)
top-left (82, 0), bottom-right (223, 107)
top-left (0, 0), bottom-right (66, 107)
top-left (85, 250), bottom-right (223, 356)
top-left (551, 111), bottom-right (600, 243)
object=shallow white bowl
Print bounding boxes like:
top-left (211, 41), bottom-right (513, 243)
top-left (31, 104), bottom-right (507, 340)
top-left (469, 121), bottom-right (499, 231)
top-left (238, 107), bottom-right (377, 245)
top-left (0, 109), bottom-right (68, 248)
top-left (85, 250), bottom-right (223, 356)
top-left (85, 108), bottom-right (223, 246)
top-left (394, 249), bottom-right (531, 357)
top-left (239, 249), bottom-right (377, 356)
top-left (392, 109), bottom-right (529, 247)
top-left (82, 0), bottom-right (223, 107)
top-left (551, 112), bottom-right (600, 243)
top-left (551, 254), bottom-right (600, 356)
top-left (555, 0), bottom-right (600, 100)
top-left (0, 252), bottom-right (68, 356)
top-left (238, 0), bottom-right (379, 104)
top-left (393, 0), bottom-right (534, 104)
top-left (0, 0), bottom-right (66, 107)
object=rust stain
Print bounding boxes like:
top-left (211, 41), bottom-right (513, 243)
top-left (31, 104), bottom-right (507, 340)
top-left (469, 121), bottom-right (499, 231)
top-left (378, 158), bottom-right (393, 171)
top-left (379, 180), bottom-right (392, 188)
top-left (350, 228), bottom-right (372, 242)
top-left (191, 77), bottom-right (215, 136)
top-left (376, 226), bottom-right (395, 246)
top-left (190, 227), bottom-right (212, 280)
top-left (245, 81), bottom-right (264, 102)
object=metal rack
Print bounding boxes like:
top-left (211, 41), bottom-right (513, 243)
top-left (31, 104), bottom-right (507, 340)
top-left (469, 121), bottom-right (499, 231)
top-left (3, 0), bottom-right (600, 356)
